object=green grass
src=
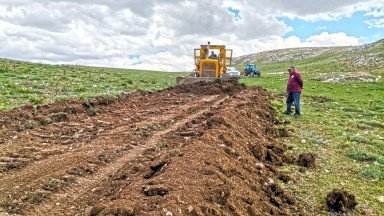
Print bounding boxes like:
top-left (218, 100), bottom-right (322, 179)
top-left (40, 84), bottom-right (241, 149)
top-left (241, 69), bottom-right (384, 214)
top-left (0, 59), bottom-right (187, 110)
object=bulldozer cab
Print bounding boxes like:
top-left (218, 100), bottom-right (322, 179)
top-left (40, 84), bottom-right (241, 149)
top-left (175, 42), bottom-right (235, 86)
top-left (194, 42), bottom-right (233, 78)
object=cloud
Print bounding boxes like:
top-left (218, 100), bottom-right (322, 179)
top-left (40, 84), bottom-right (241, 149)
top-left (364, 7), bottom-right (384, 18)
top-left (362, 2), bottom-right (384, 28)
top-left (305, 32), bottom-right (360, 46)
top-left (316, 26), bottom-right (328, 30)
top-left (99, 32), bottom-right (360, 71)
top-left (258, 0), bottom-right (381, 21)
top-left (0, 0), bottom-right (379, 71)
top-left (365, 18), bottom-right (384, 28)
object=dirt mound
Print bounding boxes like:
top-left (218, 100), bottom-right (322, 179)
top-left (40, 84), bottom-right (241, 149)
top-left (0, 81), bottom-right (300, 215)
top-left (297, 153), bottom-right (316, 167)
top-left (171, 79), bottom-right (246, 95)
top-left (326, 189), bottom-right (358, 213)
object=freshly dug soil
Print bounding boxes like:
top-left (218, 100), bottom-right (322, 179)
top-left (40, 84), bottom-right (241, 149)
top-left (297, 153), bottom-right (316, 167)
top-left (326, 189), bottom-right (358, 213)
top-left (0, 81), bottom-right (300, 215)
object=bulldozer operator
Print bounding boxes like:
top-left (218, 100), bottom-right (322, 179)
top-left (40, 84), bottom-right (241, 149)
top-left (209, 51), bottom-right (218, 59)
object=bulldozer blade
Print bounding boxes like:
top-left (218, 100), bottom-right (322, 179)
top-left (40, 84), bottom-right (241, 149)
top-left (176, 76), bottom-right (238, 86)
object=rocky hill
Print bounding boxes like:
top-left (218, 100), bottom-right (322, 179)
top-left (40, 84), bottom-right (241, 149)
top-left (234, 39), bottom-right (384, 73)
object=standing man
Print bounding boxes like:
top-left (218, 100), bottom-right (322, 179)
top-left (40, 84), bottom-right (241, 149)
top-left (284, 65), bottom-right (303, 116)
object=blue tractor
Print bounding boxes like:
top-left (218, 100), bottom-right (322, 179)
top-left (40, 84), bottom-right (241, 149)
top-left (243, 64), bottom-right (260, 77)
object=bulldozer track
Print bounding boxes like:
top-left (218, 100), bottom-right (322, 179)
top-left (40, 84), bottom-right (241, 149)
top-left (32, 95), bottom-right (228, 215)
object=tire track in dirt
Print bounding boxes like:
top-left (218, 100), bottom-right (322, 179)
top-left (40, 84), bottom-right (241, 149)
top-left (29, 95), bottom-right (229, 216)
top-left (0, 92), bottom-right (226, 215)
top-left (0, 92), bottom-right (204, 178)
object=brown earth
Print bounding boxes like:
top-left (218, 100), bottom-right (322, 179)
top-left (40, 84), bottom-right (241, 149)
top-left (326, 189), bottom-right (357, 213)
top-left (0, 80), bottom-right (300, 215)
top-left (297, 153), bottom-right (317, 168)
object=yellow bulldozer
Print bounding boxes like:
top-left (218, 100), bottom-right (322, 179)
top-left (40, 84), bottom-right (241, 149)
top-left (176, 42), bottom-right (235, 86)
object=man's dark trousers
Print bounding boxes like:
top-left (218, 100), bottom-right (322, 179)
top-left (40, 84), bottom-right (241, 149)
top-left (286, 92), bottom-right (301, 115)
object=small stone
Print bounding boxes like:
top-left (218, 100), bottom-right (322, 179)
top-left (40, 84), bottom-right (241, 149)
top-left (255, 162), bottom-right (265, 169)
top-left (301, 139), bottom-right (306, 144)
top-left (267, 178), bottom-right (274, 185)
top-left (378, 196), bottom-right (384, 203)
top-left (166, 211), bottom-right (173, 216)
top-left (187, 205), bottom-right (194, 213)
top-left (264, 178), bottom-right (274, 186)
top-left (89, 204), bottom-right (107, 216)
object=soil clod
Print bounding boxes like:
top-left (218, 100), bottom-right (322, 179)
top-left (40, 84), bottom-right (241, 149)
top-left (326, 188), bottom-right (357, 213)
top-left (144, 160), bottom-right (168, 179)
top-left (142, 185), bottom-right (169, 196)
top-left (297, 152), bottom-right (316, 167)
top-left (51, 112), bottom-right (68, 122)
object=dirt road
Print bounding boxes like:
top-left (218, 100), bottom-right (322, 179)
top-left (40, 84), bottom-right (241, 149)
top-left (0, 81), bottom-right (298, 215)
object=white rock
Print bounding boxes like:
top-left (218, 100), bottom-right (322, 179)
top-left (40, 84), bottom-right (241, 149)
top-left (268, 178), bottom-right (274, 185)
top-left (188, 205), bottom-right (194, 213)
top-left (378, 196), bottom-right (384, 203)
top-left (166, 211), bottom-right (173, 216)
top-left (255, 163), bottom-right (265, 169)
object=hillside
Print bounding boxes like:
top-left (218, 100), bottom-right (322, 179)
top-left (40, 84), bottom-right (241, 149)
top-left (234, 39), bottom-right (384, 73)
top-left (0, 60), bottom-right (186, 111)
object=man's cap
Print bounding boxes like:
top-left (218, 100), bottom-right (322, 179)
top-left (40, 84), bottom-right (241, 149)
top-left (288, 65), bottom-right (295, 70)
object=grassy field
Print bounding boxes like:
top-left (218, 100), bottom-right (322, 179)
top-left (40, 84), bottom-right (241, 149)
top-left (0, 59), bottom-right (186, 111)
top-left (0, 58), bottom-right (383, 214)
top-left (242, 69), bottom-right (384, 214)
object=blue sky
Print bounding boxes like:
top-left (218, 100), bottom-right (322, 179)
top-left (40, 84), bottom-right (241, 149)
top-left (280, 12), bottom-right (384, 44)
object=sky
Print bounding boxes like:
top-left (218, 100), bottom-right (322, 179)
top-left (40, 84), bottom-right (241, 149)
top-left (0, 0), bottom-right (383, 71)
